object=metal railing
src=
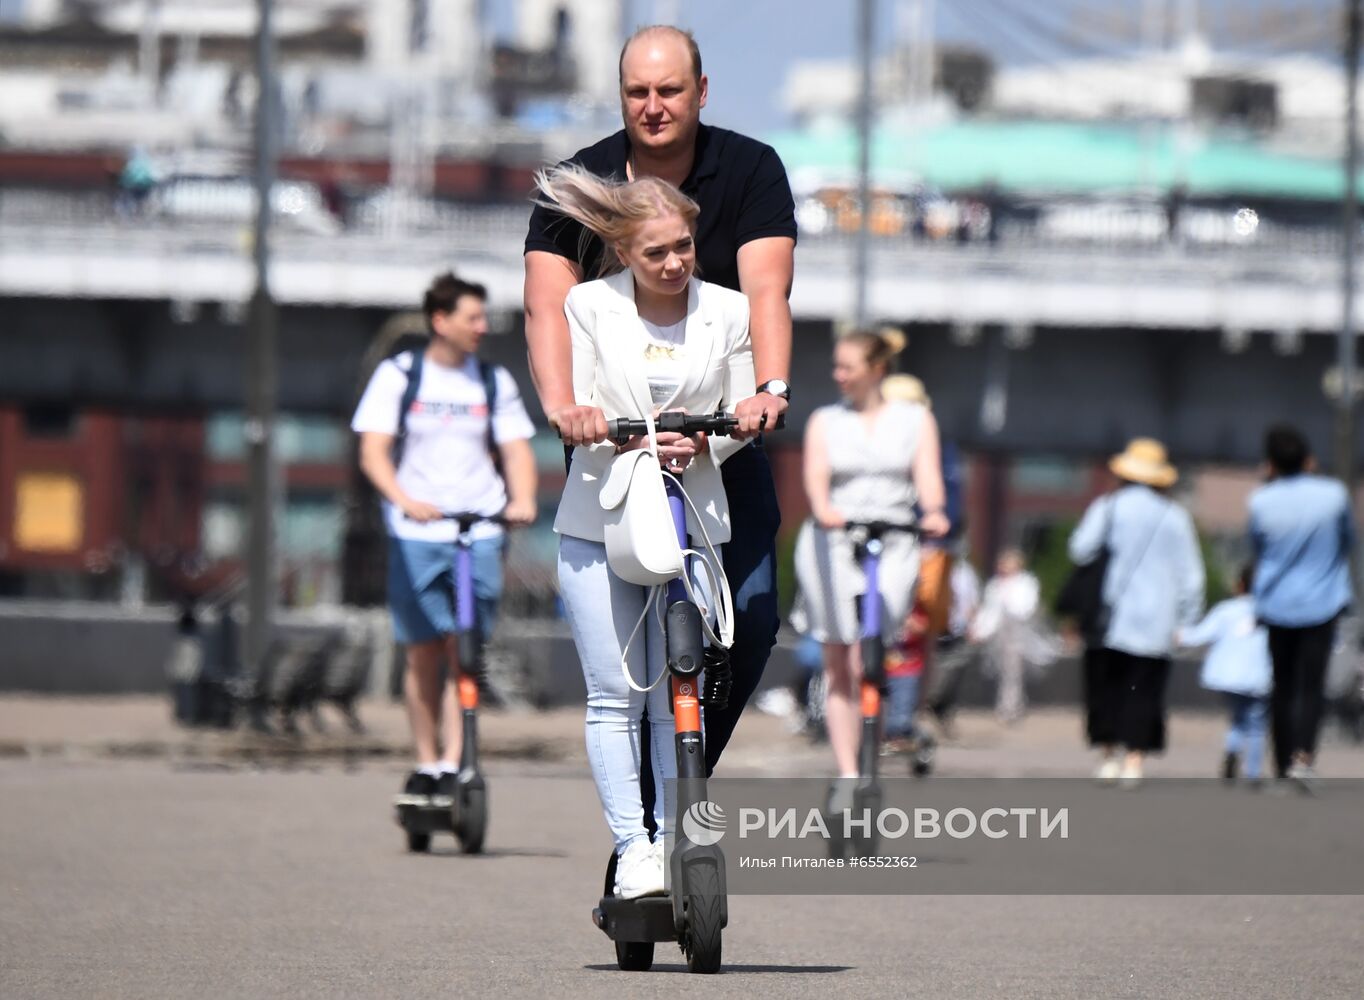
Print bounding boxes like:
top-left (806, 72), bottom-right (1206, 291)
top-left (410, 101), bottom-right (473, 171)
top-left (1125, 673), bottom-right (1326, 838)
top-left (1, 185), bottom-right (1354, 259)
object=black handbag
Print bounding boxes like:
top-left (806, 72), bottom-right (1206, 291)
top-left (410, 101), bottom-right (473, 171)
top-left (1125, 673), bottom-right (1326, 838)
top-left (1056, 492), bottom-right (1169, 645)
top-left (1055, 497), bottom-right (1114, 644)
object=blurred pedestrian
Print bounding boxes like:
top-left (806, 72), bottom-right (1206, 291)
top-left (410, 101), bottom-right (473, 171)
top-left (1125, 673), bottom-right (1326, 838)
top-left (796, 330), bottom-right (948, 778)
top-left (971, 548), bottom-right (1054, 725)
top-left (1069, 439), bottom-right (1205, 788)
top-left (924, 552), bottom-right (981, 739)
top-left (1177, 564), bottom-right (1271, 788)
top-left (116, 146), bottom-right (157, 217)
top-left (1249, 425), bottom-right (1355, 792)
top-left (352, 273), bottom-right (538, 809)
top-left (882, 599), bottom-right (931, 752)
top-left (882, 373), bottom-right (966, 697)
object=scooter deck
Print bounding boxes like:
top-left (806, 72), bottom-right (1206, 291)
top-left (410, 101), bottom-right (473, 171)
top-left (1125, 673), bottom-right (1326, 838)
top-left (395, 801), bottom-right (455, 835)
top-left (593, 894), bottom-right (678, 943)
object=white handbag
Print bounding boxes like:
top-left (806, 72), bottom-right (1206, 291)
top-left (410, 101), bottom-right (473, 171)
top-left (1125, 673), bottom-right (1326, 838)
top-left (596, 412), bottom-right (735, 694)
top-left (599, 415), bottom-right (686, 586)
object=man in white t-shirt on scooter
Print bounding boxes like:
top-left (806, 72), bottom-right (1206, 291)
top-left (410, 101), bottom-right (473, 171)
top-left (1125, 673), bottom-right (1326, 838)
top-left (352, 272), bottom-right (538, 804)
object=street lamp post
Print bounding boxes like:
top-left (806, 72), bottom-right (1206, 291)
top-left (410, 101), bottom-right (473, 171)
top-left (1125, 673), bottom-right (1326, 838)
top-left (853, 0), bottom-right (874, 329)
top-left (244, 0), bottom-right (279, 717)
top-left (1340, 0), bottom-right (1361, 493)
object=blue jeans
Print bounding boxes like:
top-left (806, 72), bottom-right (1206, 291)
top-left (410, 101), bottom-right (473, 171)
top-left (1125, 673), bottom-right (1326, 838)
top-left (387, 535), bottom-right (504, 644)
top-left (558, 535), bottom-right (680, 854)
top-left (885, 673), bottom-right (921, 740)
top-left (1223, 692), bottom-right (1268, 780)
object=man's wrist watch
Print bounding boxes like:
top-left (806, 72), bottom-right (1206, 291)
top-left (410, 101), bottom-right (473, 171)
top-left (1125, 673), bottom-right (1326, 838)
top-left (757, 379), bottom-right (791, 401)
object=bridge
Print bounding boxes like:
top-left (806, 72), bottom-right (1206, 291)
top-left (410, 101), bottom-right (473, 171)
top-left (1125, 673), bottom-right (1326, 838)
top-left (0, 191), bottom-right (1358, 465)
top-left (0, 188), bottom-right (1354, 328)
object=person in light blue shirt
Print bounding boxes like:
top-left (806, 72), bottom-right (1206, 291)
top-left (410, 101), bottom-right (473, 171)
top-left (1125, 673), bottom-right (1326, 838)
top-left (1069, 438), bottom-right (1205, 787)
top-left (1248, 425), bottom-right (1355, 791)
top-left (1178, 565), bottom-right (1271, 786)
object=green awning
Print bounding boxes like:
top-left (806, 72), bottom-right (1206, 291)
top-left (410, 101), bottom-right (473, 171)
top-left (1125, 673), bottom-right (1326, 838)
top-left (766, 120), bottom-right (1360, 199)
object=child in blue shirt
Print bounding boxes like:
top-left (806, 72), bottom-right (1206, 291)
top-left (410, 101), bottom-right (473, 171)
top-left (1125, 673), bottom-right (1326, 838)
top-left (1177, 566), bottom-right (1272, 786)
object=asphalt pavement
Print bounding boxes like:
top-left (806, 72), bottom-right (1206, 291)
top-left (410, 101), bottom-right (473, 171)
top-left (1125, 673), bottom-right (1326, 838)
top-left (3, 711), bottom-right (1363, 1000)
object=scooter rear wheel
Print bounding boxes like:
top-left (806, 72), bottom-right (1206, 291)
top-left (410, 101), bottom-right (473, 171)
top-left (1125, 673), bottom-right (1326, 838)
top-left (456, 786), bottom-right (487, 854)
top-left (406, 830), bottom-right (431, 853)
top-left (911, 735), bottom-right (936, 777)
top-left (682, 862), bottom-right (724, 974)
top-left (615, 940), bottom-right (654, 971)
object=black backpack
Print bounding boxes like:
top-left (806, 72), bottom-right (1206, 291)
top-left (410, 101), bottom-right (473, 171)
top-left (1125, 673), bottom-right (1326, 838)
top-left (393, 348), bottom-right (503, 478)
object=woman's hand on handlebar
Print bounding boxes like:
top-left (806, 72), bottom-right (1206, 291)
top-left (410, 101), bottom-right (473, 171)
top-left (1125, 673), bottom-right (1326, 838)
top-left (920, 510), bottom-right (950, 538)
top-left (400, 497), bottom-right (444, 523)
top-left (813, 505), bottom-right (846, 530)
top-left (549, 404), bottom-right (609, 447)
top-left (656, 431), bottom-right (702, 472)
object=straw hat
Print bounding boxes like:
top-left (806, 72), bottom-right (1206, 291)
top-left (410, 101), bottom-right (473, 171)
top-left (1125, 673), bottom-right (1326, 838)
top-left (882, 373), bottom-right (932, 408)
top-left (1109, 438), bottom-right (1178, 488)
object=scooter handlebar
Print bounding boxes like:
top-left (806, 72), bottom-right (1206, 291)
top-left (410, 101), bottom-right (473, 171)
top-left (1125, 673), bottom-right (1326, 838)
top-left (402, 511), bottom-right (508, 529)
top-left (844, 520), bottom-right (921, 542)
top-left (606, 409), bottom-right (786, 444)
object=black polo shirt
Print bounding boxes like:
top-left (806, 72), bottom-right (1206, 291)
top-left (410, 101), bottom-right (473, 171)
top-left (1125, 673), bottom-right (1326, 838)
top-left (524, 123), bottom-right (797, 292)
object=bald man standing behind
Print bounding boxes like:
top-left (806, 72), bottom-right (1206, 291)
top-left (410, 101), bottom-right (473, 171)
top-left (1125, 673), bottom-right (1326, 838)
top-left (524, 26), bottom-right (796, 776)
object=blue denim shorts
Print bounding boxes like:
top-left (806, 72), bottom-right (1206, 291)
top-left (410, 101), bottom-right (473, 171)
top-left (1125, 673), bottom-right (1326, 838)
top-left (387, 534), bottom-right (505, 645)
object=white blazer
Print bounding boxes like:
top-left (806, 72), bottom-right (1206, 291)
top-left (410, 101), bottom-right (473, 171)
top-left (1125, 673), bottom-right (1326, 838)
top-left (553, 269), bottom-right (756, 545)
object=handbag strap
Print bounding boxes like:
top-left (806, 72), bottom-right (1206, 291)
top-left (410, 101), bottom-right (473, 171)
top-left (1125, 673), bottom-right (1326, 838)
top-left (663, 466), bottom-right (735, 649)
top-left (1109, 491), bottom-right (1169, 601)
top-left (616, 437), bottom-right (736, 696)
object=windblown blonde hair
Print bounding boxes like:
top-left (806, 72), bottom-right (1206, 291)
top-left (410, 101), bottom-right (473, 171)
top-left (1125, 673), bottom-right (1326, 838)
top-left (532, 163), bottom-right (701, 278)
top-left (840, 326), bottom-right (906, 374)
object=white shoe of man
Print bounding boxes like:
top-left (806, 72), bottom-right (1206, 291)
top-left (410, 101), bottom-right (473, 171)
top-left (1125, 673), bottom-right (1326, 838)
top-left (615, 837), bottom-right (666, 899)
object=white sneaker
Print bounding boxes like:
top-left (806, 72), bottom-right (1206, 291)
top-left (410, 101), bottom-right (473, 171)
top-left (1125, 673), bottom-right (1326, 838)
top-left (615, 838), bottom-right (666, 900)
top-left (652, 838), bottom-right (668, 891)
top-left (1287, 762), bottom-right (1319, 795)
top-left (1118, 762), bottom-right (1143, 789)
top-left (1094, 759), bottom-right (1121, 785)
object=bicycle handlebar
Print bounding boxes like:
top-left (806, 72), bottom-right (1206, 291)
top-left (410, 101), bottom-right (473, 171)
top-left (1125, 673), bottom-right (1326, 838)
top-left (606, 409), bottom-right (786, 444)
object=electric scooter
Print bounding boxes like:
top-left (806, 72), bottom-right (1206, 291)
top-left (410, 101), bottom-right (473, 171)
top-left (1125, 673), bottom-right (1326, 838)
top-left (588, 410), bottom-right (757, 975)
top-left (395, 512), bottom-right (501, 855)
top-left (827, 520), bottom-right (920, 859)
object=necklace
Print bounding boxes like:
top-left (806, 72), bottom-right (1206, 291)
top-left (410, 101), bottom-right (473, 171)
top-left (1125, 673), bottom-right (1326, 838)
top-left (644, 342), bottom-right (681, 361)
top-left (643, 316), bottom-right (685, 362)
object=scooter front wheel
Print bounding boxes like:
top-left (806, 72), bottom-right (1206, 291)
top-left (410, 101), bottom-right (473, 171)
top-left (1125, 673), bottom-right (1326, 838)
top-left (615, 940), bottom-right (654, 971)
top-left (456, 785), bottom-right (487, 854)
top-left (406, 830), bottom-right (431, 853)
top-left (682, 862), bottom-right (724, 974)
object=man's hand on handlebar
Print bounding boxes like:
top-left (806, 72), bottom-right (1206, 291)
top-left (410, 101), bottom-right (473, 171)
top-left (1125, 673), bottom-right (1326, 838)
top-left (920, 511), bottom-right (950, 538)
top-left (814, 505), bottom-right (847, 530)
top-left (503, 498), bottom-right (538, 526)
top-left (400, 498), bottom-right (445, 523)
top-left (549, 404), bottom-right (609, 447)
top-left (733, 391), bottom-right (789, 440)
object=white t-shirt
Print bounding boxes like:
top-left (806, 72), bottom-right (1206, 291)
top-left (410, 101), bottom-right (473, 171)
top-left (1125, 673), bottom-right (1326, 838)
top-left (641, 317), bottom-right (688, 409)
top-left (351, 351), bottom-right (535, 543)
